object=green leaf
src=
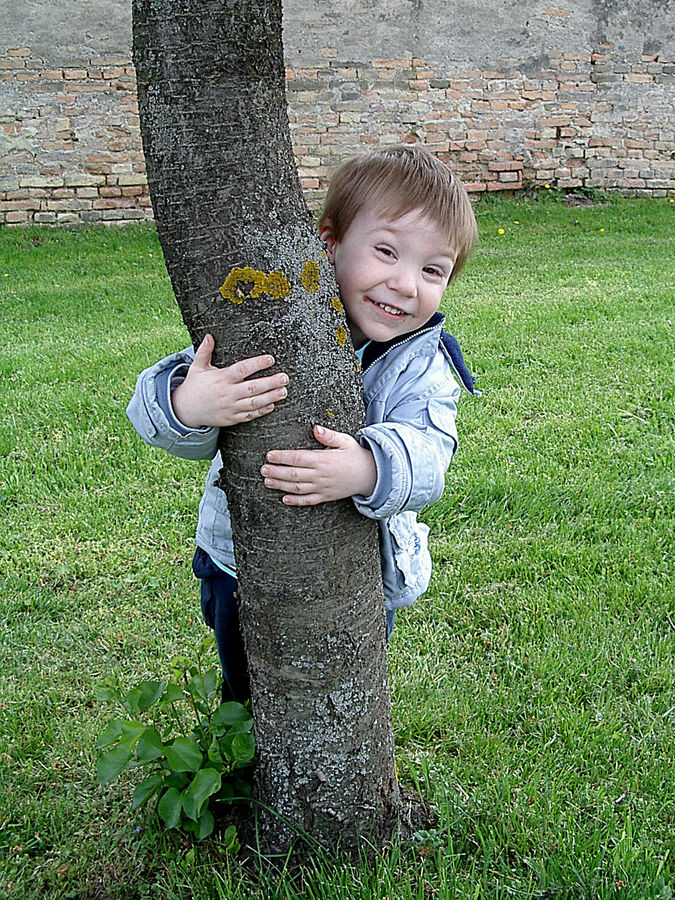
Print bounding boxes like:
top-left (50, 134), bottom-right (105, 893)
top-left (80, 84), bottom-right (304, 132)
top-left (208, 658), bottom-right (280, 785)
top-left (136, 680), bottom-right (166, 712)
top-left (231, 732), bottom-right (255, 764)
top-left (164, 737), bottom-right (203, 773)
top-left (203, 668), bottom-right (219, 700)
top-left (95, 681), bottom-right (120, 703)
top-left (132, 773), bottom-right (164, 810)
top-left (198, 635), bottom-right (216, 656)
top-left (170, 655), bottom-right (192, 675)
top-left (196, 808), bottom-right (215, 841)
top-left (187, 673), bottom-right (207, 702)
top-left (220, 720), bottom-right (254, 759)
top-left (223, 824), bottom-right (240, 853)
top-left (95, 719), bottom-right (124, 750)
top-left (119, 720), bottom-right (146, 751)
top-left (135, 726), bottom-right (165, 763)
top-left (208, 734), bottom-right (224, 763)
top-left (159, 683), bottom-right (184, 705)
top-left (122, 687), bottom-right (142, 715)
top-left (213, 702), bottom-right (251, 728)
top-left (157, 787), bottom-right (182, 829)
top-left (181, 768), bottom-right (222, 821)
top-left (164, 772), bottom-right (190, 791)
top-left (97, 746), bottom-right (132, 785)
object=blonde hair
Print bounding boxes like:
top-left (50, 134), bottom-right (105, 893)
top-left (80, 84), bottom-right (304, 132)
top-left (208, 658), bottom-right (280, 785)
top-left (320, 145), bottom-right (478, 281)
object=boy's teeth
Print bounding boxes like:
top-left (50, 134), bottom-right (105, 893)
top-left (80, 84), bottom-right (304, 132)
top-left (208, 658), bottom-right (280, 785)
top-left (376, 302), bottom-right (404, 315)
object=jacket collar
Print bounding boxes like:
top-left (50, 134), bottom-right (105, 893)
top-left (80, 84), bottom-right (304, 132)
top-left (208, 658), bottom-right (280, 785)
top-left (360, 311), bottom-right (445, 372)
top-left (360, 312), bottom-right (477, 394)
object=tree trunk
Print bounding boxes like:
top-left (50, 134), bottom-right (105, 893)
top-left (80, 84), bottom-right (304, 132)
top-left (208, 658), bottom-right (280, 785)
top-left (132, 0), bottom-right (401, 853)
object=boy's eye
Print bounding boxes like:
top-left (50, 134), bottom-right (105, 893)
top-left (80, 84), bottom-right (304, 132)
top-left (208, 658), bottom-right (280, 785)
top-left (376, 246), bottom-right (395, 257)
top-left (423, 266), bottom-right (443, 277)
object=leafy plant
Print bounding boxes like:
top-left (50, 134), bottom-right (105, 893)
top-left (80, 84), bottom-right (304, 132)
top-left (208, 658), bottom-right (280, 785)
top-left (95, 637), bottom-right (254, 843)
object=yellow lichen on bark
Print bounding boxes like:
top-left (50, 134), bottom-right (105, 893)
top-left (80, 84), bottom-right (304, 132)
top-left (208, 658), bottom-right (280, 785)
top-left (301, 260), bottom-right (320, 293)
top-left (219, 266), bottom-right (268, 304)
top-left (331, 296), bottom-right (344, 314)
top-left (219, 266), bottom-right (291, 303)
top-left (265, 270), bottom-right (292, 299)
top-left (336, 325), bottom-right (348, 347)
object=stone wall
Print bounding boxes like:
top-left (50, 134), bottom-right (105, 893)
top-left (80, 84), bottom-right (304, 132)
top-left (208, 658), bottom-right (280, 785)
top-left (1, 0), bottom-right (673, 226)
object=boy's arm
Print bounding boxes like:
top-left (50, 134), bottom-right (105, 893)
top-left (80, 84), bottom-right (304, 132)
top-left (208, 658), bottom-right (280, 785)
top-left (352, 383), bottom-right (459, 519)
top-left (262, 352), bottom-right (460, 515)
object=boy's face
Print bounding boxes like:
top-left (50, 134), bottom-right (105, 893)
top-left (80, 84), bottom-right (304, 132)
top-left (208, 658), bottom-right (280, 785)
top-left (320, 205), bottom-right (457, 349)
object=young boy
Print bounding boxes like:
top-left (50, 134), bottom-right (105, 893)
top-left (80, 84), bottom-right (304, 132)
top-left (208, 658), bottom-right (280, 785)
top-left (127, 145), bottom-right (478, 703)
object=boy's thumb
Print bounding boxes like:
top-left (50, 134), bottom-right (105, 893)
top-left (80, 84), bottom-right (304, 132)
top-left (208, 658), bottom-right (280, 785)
top-left (314, 424), bottom-right (340, 447)
top-left (192, 333), bottom-right (214, 369)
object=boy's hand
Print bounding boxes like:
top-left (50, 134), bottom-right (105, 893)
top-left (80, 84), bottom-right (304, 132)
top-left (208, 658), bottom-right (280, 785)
top-left (261, 425), bottom-right (377, 506)
top-left (171, 334), bottom-right (289, 428)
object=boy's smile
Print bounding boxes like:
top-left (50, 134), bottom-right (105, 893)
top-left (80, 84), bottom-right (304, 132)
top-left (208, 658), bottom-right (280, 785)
top-left (321, 206), bottom-right (457, 349)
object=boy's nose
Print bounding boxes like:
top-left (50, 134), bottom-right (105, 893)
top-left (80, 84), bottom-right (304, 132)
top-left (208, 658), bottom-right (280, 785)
top-left (387, 265), bottom-right (417, 298)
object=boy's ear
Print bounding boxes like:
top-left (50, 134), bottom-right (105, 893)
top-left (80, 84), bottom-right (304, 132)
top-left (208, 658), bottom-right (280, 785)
top-left (318, 218), bottom-right (337, 263)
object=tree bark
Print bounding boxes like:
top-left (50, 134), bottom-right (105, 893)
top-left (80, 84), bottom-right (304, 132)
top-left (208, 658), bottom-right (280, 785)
top-left (132, 0), bottom-right (401, 853)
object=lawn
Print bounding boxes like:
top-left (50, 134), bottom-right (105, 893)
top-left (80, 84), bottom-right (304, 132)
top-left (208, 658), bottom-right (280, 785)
top-left (0, 194), bottom-right (673, 899)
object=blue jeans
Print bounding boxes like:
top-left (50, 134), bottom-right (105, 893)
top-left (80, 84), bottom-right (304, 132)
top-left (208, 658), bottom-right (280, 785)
top-left (192, 547), bottom-right (396, 704)
top-left (192, 547), bottom-right (250, 704)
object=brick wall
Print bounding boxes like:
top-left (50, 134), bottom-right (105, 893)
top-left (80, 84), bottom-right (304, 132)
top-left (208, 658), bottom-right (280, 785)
top-left (1, 37), bottom-right (673, 226)
top-left (1, 49), bottom-right (150, 225)
top-left (288, 47), bottom-right (674, 209)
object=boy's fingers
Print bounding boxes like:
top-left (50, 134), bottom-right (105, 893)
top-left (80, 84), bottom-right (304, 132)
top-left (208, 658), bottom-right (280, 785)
top-left (241, 386), bottom-right (286, 416)
top-left (264, 476), bottom-right (319, 501)
top-left (265, 448), bottom-right (314, 467)
top-left (266, 478), bottom-right (311, 494)
top-left (261, 463), bottom-right (307, 483)
top-left (244, 403), bottom-right (275, 421)
top-left (241, 372), bottom-right (288, 400)
top-left (281, 493), bottom-right (322, 506)
top-left (231, 354), bottom-right (276, 382)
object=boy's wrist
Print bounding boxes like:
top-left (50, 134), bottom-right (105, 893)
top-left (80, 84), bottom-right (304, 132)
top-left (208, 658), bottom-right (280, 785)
top-left (153, 362), bottom-right (207, 433)
top-left (353, 444), bottom-right (377, 498)
top-left (170, 381), bottom-right (206, 430)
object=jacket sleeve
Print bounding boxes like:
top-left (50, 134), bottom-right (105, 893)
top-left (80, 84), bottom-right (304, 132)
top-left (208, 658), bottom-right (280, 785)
top-left (126, 347), bottom-right (221, 461)
top-left (352, 352), bottom-right (460, 519)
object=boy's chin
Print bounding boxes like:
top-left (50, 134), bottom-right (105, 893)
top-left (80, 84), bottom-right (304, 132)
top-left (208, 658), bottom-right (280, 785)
top-left (348, 315), bottom-right (417, 348)
top-left (363, 321), bottom-right (414, 344)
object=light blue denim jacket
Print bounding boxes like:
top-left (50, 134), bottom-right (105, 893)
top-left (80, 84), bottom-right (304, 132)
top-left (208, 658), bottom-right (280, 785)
top-left (126, 312), bottom-right (476, 610)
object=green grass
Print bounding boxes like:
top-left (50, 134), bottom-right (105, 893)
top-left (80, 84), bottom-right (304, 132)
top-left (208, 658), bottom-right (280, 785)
top-left (1, 195), bottom-right (674, 898)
